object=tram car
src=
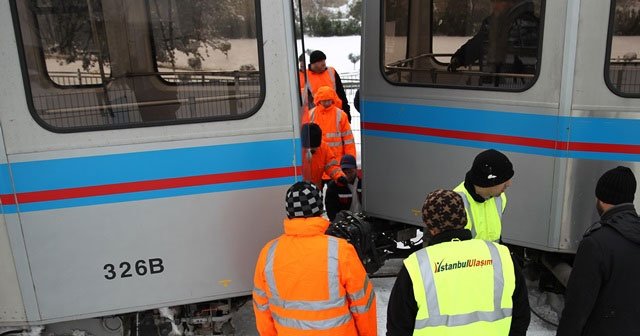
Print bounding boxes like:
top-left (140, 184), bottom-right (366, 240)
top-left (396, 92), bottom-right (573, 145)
top-left (360, 0), bottom-right (640, 255)
top-left (0, 0), bottom-right (307, 334)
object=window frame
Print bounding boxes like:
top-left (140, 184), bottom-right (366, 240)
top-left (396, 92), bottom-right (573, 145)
top-left (604, 0), bottom-right (640, 98)
top-left (10, 0), bottom-right (267, 133)
top-left (379, 0), bottom-right (546, 93)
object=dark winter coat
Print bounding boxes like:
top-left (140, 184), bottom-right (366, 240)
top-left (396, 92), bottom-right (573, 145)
top-left (386, 229), bottom-right (530, 336)
top-left (557, 203), bottom-right (640, 336)
top-left (452, 0), bottom-right (539, 75)
top-left (325, 177), bottom-right (362, 221)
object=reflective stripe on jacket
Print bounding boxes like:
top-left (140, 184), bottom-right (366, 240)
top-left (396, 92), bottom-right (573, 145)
top-left (325, 177), bottom-right (363, 221)
top-left (253, 217), bottom-right (377, 336)
top-left (305, 105), bottom-right (356, 163)
top-left (404, 239), bottom-right (515, 335)
top-left (453, 182), bottom-right (506, 242)
top-left (301, 141), bottom-right (345, 189)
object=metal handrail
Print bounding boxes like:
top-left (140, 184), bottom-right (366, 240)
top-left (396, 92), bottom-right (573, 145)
top-left (384, 66), bottom-right (535, 79)
top-left (387, 53), bottom-right (454, 67)
top-left (42, 94), bottom-right (254, 114)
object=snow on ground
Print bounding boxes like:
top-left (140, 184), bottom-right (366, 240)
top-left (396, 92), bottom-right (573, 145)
top-left (231, 258), bottom-right (558, 335)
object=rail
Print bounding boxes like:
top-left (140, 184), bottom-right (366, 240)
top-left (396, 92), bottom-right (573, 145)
top-left (608, 60), bottom-right (640, 94)
top-left (384, 53), bottom-right (536, 88)
top-left (41, 94), bottom-right (253, 115)
top-left (47, 70), bottom-right (261, 86)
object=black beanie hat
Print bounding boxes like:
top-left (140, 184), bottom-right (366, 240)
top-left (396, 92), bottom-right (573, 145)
top-left (466, 149), bottom-right (514, 187)
top-left (596, 166), bottom-right (636, 205)
top-left (285, 181), bottom-right (324, 218)
top-left (309, 50), bottom-right (326, 64)
top-left (301, 123), bottom-right (322, 148)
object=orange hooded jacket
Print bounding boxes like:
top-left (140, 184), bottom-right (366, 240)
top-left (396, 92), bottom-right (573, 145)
top-left (253, 216), bottom-right (377, 336)
top-left (303, 86), bottom-right (356, 166)
top-left (302, 140), bottom-right (345, 189)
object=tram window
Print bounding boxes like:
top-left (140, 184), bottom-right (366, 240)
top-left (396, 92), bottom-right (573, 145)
top-left (606, 0), bottom-right (640, 96)
top-left (12, 0), bottom-right (264, 131)
top-left (382, 0), bottom-right (543, 91)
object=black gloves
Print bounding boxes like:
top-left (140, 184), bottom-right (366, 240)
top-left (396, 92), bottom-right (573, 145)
top-left (337, 176), bottom-right (349, 187)
top-left (447, 56), bottom-right (462, 72)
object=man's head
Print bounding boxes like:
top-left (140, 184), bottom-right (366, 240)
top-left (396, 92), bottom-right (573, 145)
top-left (595, 166), bottom-right (637, 215)
top-left (309, 50), bottom-right (327, 73)
top-left (313, 86), bottom-right (337, 107)
top-left (422, 189), bottom-right (468, 237)
top-left (285, 181), bottom-right (324, 219)
top-left (298, 53), bottom-right (306, 71)
top-left (466, 149), bottom-right (514, 198)
top-left (301, 123), bottom-right (322, 153)
top-left (340, 154), bottom-right (358, 183)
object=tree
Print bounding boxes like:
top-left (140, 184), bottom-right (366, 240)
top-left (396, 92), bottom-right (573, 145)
top-left (215, 41), bottom-right (232, 59)
top-left (34, 0), bottom-right (255, 72)
top-left (349, 0), bottom-right (362, 21)
top-left (149, 0), bottom-right (248, 66)
top-left (35, 0), bottom-right (110, 71)
top-left (348, 53), bottom-right (360, 69)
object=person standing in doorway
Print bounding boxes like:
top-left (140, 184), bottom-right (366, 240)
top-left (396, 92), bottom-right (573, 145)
top-left (303, 85), bottom-right (356, 170)
top-left (304, 50), bottom-right (352, 122)
top-left (300, 122), bottom-right (348, 190)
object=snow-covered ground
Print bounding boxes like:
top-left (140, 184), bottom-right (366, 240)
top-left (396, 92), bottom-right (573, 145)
top-left (231, 258), bottom-right (558, 335)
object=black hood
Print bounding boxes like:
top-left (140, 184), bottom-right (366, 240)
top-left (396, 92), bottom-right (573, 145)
top-left (601, 203), bottom-right (640, 245)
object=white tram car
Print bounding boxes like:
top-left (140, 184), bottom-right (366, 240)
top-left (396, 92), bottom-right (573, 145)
top-left (1, 0), bottom-right (303, 334)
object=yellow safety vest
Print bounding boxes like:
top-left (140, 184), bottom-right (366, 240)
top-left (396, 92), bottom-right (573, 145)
top-left (404, 239), bottom-right (515, 336)
top-left (454, 182), bottom-right (507, 242)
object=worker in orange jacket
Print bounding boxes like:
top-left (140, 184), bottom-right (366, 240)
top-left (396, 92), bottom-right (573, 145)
top-left (300, 122), bottom-right (348, 189)
top-left (301, 50), bottom-right (351, 122)
top-left (303, 86), bottom-right (356, 173)
top-left (253, 181), bottom-right (377, 335)
top-left (298, 54), bottom-right (311, 109)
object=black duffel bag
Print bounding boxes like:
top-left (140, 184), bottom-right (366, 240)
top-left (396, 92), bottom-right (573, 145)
top-left (325, 210), bottom-right (382, 273)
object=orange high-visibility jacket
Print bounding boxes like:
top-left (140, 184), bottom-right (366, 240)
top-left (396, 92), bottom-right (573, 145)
top-left (303, 86), bottom-right (356, 164)
top-left (298, 70), bottom-right (311, 107)
top-left (301, 141), bottom-right (345, 189)
top-left (304, 67), bottom-right (343, 108)
top-left (253, 216), bottom-right (377, 336)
